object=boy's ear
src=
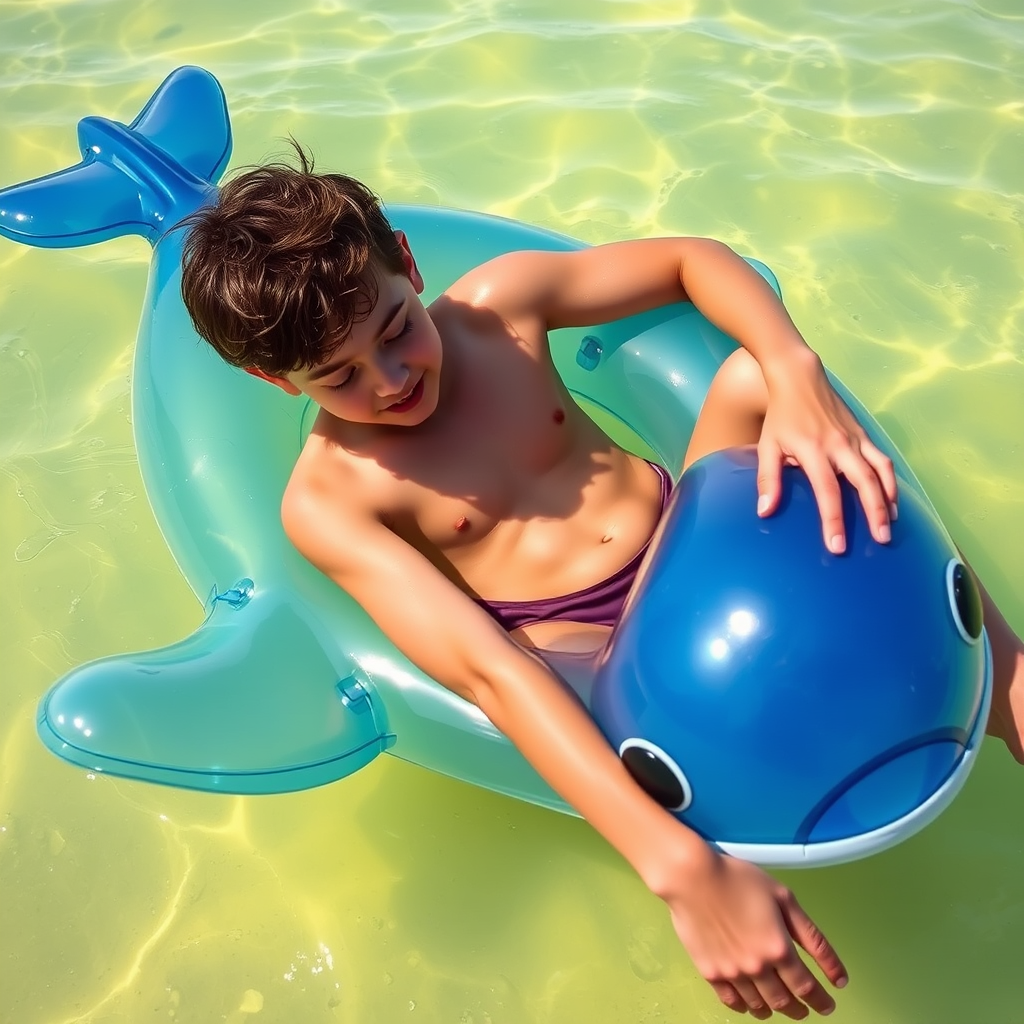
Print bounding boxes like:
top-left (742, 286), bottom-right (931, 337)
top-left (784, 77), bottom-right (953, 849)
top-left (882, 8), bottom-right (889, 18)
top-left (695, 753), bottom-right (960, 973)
top-left (395, 230), bottom-right (425, 294)
top-left (244, 366), bottom-right (302, 396)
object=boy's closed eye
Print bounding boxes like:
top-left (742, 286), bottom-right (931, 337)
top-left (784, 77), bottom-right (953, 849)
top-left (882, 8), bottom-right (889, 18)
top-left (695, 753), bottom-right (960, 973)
top-left (328, 318), bottom-right (414, 389)
top-left (390, 316), bottom-right (413, 341)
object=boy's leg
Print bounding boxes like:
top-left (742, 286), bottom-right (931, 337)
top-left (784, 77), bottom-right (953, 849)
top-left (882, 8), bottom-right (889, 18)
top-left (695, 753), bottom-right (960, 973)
top-left (687, 348), bottom-right (1024, 764)
top-left (683, 347), bottom-right (768, 471)
top-left (977, 584), bottom-right (1024, 763)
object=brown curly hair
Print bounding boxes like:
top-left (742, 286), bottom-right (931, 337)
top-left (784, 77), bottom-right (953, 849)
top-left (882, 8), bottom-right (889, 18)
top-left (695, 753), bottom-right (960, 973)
top-left (179, 144), bottom-right (405, 376)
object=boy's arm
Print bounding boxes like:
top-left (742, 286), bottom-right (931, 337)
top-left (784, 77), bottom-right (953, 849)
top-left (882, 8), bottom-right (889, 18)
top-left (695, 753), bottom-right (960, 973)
top-left (459, 238), bottom-right (897, 555)
top-left (281, 473), bottom-right (847, 1017)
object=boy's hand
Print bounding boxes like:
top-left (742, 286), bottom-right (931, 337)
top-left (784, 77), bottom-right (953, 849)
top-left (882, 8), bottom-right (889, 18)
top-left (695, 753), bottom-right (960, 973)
top-left (757, 348), bottom-right (898, 555)
top-left (663, 848), bottom-right (848, 1019)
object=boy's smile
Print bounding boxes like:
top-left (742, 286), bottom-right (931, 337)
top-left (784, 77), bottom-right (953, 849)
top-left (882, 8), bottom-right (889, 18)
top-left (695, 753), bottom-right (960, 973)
top-left (385, 374), bottom-right (426, 414)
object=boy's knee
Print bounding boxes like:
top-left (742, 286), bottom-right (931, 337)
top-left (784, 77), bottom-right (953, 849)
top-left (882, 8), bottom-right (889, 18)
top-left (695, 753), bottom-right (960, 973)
top-left (684, 348), bottom-right (769, 467)
top-left (712, 348), bottom-right (768, 408)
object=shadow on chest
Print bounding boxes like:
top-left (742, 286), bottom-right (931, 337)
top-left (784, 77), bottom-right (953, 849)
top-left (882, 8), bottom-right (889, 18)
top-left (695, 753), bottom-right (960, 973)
top-left (394, 343), bottom-right (576, 507)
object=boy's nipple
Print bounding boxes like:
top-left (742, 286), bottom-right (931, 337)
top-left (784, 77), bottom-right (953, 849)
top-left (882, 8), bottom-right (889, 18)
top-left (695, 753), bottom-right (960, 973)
top-left (553, 408), bottom-right (565, 424)
top-left (454, 515), bottom-right (470, 532)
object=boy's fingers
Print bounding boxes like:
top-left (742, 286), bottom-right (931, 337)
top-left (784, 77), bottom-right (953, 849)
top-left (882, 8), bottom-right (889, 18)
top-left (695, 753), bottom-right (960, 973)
top-left (730, 977), bottom-right (773, 1019)
top-left (861, 441), bottom-right (898, 513)
top-left (756, 441), bottom-right (783, 517)
top-left (774, 956), bottom-right (835, 1018)
top-left (779, 893), bottom-right (848, 991)
top-left (760, 434), bottom-right (898, 549)
top-left (750, 967), bottom-right (811, 1020)
top-left (710, 979), bottom-right (749, 1014)
top-left (833, 448), bottom-right (892, 545)
top-left (800, 453), bottom-right (846, 553)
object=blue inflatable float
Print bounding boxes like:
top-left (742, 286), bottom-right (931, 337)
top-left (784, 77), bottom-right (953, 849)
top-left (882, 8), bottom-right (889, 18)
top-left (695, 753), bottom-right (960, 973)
top-left (0, 66), bottom-right (991, 868)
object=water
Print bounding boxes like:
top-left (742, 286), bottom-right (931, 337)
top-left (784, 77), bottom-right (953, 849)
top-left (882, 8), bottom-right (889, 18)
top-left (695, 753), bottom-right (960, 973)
top-left (1, 1), bottom-right (1022, 1021)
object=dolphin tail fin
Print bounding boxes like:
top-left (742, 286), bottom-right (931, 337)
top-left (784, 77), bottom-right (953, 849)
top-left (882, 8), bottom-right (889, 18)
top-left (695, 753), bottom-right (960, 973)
top-left (0, 65), bottom-right (231, 249)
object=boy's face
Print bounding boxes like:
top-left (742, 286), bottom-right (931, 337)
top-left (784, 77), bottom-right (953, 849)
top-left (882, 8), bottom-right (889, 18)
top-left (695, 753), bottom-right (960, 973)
top-left (251, 233), bottom-right (442, 428)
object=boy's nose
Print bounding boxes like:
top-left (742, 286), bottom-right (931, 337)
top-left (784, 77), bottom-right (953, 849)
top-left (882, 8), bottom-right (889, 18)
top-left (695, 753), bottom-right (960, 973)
top-left (373, 358), bottom-right (409, 399)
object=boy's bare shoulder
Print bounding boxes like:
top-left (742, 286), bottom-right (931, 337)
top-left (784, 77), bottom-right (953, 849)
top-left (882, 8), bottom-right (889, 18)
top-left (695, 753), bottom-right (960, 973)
top-left (443, 249), bottom-right (570, 321)
top-left (280, 423), bottom-right (384, 548)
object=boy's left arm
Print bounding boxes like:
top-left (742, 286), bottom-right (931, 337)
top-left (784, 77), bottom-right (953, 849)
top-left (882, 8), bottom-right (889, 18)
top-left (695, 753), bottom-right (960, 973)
top-left (469, 238), bottom-right (897, 554)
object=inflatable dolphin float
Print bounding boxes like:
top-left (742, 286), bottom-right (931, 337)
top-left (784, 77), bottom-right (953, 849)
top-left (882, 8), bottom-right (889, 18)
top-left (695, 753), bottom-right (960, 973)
top-left (0, 67), bottom-right (990, 867)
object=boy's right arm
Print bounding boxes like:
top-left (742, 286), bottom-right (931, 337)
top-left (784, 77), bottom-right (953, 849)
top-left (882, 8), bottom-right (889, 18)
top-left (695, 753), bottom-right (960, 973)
top-left (282, 477), bottom-right (848, 1019)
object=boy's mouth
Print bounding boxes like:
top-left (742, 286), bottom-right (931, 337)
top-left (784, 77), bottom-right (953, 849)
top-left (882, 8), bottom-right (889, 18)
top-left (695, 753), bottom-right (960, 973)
top-left (387, 375), bottom-right (424, 413)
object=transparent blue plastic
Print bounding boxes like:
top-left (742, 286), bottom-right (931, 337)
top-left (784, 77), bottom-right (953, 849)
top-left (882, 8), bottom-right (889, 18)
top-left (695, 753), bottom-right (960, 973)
top-left (0, 66), bottom-right (990, 865)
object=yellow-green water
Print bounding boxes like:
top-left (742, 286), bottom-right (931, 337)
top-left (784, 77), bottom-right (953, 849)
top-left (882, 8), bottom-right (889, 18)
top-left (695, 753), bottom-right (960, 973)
top-left (1, 1), bottom-right (1023, 1021)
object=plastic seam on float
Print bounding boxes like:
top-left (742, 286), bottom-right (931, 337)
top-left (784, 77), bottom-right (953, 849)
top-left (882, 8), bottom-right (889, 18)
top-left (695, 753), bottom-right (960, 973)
top-left (36, 722), bottom-right (391, 780)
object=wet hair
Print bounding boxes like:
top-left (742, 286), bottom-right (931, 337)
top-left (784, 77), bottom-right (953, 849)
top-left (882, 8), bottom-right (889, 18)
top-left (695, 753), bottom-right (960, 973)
top-left (179, 142), bottom-right (405, 376)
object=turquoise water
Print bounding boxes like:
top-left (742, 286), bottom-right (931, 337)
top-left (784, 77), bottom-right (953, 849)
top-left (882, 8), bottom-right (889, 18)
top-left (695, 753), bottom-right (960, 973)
top-left (1, 1), bottom-right (1023, 1021)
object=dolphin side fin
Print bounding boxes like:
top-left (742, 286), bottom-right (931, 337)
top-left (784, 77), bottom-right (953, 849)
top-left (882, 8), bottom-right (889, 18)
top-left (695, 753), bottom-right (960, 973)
top-left (36, 590), bottom-right (390, 794)
top-left (0, 65), bottom-right (231, 248)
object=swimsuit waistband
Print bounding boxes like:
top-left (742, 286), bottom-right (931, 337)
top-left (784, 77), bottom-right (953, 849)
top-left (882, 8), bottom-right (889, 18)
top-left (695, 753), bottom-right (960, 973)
top-left (473, 460), bottom-right (672, 633)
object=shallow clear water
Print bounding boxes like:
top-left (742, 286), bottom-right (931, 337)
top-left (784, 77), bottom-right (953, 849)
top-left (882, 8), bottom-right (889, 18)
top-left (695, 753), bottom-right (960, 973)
top-left (1, 1), bottom-right (1023, 1022)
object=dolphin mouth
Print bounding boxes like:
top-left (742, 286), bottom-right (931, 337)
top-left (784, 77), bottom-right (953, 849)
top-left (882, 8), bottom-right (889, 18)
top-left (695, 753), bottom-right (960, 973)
top-left (714, 629), bottom-right (994, 869)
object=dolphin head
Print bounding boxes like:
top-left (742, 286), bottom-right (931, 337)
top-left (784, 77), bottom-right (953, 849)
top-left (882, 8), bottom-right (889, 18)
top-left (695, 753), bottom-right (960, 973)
top-left (591, 447), bottom-right (991, 867)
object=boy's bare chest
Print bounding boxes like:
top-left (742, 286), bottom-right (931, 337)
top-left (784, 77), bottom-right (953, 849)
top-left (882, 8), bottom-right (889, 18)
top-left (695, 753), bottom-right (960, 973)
top-left (366, 334), bottom-right (621, 570)
top-left (386, 362), bottom-right (585, 533)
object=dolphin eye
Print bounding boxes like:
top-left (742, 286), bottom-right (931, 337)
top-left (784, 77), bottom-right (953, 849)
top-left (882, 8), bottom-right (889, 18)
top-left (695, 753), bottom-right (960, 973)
top-left (946, 559), bottom-right (983, 644)
top-left (618, 738), bottom-right (693, 812)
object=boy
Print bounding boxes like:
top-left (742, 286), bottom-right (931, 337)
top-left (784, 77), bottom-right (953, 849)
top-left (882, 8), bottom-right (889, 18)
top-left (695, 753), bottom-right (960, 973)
top-left (181, 150), bottom-right (1024, 1020)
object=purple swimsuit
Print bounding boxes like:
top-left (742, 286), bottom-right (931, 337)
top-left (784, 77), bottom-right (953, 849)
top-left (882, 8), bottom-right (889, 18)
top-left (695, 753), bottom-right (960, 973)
top-left (473, 461), bottom-right (672, 632)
